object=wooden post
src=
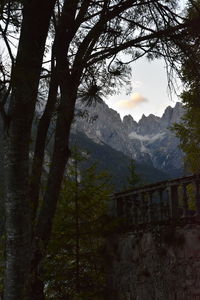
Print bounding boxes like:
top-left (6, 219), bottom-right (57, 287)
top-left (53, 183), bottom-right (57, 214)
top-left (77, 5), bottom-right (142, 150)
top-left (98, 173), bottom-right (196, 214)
top-left (148, 191), bottom-right (153, 223)
top-left (163, 188), bottom-right (170, 220)
top-left (133, 194), bottom-right (138, 225)
top-left (125, 196), bottom-right (132, 225)
top-left (159, 189), bottom-right (164, 221)
top-left (194, 177), bottom-right (200, 215)
top-left (137, 193), bottom-right (141, 224)
top-left (168, 185), bottom-right (179, 220)
top-left (182, 183), bottom-right (189, 217)
top-left (141, 193), bottom-right (147, 224)
top-left (138, 193), bottom-right (143, 224)
top-left (117, 196), bottom-right (123, 217)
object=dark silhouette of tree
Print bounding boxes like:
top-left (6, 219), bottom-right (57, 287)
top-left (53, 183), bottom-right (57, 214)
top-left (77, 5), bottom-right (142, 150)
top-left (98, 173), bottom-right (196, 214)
top-left (44, 148), bottom-right (112, 299)
top-left (0, 1), bottom-right (199, 298)
top-left (126, 158), bottom-right (140, 189)
top-left (173, 0), bottom-right (200, 173)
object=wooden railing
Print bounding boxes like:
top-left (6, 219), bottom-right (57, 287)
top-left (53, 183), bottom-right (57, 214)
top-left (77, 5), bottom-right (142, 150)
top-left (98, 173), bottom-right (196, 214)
top-left (113, 174), bottom-right (200, 226)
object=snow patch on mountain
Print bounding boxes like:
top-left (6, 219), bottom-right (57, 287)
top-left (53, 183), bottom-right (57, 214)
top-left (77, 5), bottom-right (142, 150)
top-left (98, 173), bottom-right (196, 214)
top-left (128, 132), bottom-right (166, 142)
top-left (140, 141), bottom-right (149, 153)
top-left (96, 130), bottom-right (102, 137)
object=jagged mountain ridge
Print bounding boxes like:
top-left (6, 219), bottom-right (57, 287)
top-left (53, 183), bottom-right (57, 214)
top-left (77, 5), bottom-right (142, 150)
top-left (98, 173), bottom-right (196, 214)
top-left (72, 100), bottom-right (185, 178)
top-left (70, 131), bottom-right (170, 191)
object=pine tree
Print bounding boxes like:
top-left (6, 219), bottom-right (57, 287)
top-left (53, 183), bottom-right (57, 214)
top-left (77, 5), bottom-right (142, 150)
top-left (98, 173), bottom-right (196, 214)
top-left (173, 0), bottom-right (200, 174)
top-left (43, 148), bottom-right (113, 300)
top-left (126, 158), bottom-right (140, 189)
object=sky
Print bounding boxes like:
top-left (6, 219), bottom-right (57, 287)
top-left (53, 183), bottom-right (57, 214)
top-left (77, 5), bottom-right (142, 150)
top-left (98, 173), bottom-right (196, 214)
top-left (105, 57), bottom-right (183, 122)
top-left (0, 39), bottom-right (182, 125)
top-left (104, 0), bottom-right (187, 122)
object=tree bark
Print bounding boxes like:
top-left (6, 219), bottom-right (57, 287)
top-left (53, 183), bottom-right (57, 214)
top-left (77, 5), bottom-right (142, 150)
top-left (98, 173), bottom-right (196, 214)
top-left (0, 116), bottom-right (5, 234)
top-left (4, 1), bottom-right (55, 299)
top-left (30, 64), bottom-right (58, 223)
top-left (29, 78), bottom-right (79, 300)
top-left (35, 78), bottom-right (78, 254)
top-left (27, 2), bottom-right (83, 297)
top-left (74, 154), bottom-right (80, 293)
top-left (30, 1), bottom-right (83, 290)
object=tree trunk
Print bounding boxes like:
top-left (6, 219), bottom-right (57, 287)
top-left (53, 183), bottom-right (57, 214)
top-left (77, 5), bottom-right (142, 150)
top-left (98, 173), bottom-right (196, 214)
top-left (35, 82), bottom-right (78, 252)
top-left (30, 64), bottom-right (58, 223)
top-left (74, 154), bottom-right (80, 293)
top-left (0, 116), bottom-right (5, 234)
top-left (4, 1), bottom-right (55, 298)
top-left (29, 86), bottom-right (78, 299)
top-left (29, 1), bottom-right (83, 295)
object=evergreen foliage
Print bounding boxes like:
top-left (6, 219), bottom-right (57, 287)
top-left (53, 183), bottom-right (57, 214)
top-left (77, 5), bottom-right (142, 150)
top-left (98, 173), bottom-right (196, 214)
top-left (173, 0), bottom-right (200, 173)
top-left (44, 148), bottom-right (113, 300)
top-left (126, 158), bottom-right (141, 189)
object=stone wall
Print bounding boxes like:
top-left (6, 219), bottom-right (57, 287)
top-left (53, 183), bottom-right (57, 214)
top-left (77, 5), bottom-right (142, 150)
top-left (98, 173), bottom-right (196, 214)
top-left (106, 224), bottom-right (200, 300)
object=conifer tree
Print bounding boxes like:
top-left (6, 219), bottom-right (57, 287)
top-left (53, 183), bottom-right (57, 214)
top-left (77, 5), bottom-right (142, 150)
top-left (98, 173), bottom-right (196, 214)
top-left (126, 158), bottom-right (140, 189)
top-left (173, 0), bottom-right (200, 173)
top-left (44, 148), bottom-right (113, 300)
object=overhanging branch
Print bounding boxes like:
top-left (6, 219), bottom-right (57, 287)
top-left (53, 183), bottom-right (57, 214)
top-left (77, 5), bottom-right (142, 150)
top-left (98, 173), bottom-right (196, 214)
top-left (86, 17), bottom-right (200, 66)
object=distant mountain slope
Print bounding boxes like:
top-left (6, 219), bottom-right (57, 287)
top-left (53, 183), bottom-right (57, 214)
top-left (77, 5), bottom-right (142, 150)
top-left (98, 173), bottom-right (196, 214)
top-left (72, 100), bottom-right (185, 177)
top-left (70, 131), bottom-right (170, 191)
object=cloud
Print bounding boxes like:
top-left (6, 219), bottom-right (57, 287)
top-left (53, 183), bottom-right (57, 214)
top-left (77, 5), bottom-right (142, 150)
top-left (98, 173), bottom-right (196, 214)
top-left (116, 92), bottom-right (147, 109)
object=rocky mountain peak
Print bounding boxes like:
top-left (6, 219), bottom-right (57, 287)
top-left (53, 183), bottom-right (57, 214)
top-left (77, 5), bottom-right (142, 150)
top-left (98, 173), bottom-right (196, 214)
top-left (123, 114), bottom-right (134, 123)
top-left (137, 113), bottom-right (161, 135)
top-left (123, 115), bottom-right (138, 134)
top-left (160, 102), bottom-right (184, 128)
top-left (73, 100), bottom-right (185, 177)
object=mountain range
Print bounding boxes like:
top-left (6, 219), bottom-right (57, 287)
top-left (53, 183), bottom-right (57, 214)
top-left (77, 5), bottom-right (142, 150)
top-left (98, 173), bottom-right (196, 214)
top-left (0, 100), bottom-right (186, 198)
top-left (71, 100), bottom-right (185, 184)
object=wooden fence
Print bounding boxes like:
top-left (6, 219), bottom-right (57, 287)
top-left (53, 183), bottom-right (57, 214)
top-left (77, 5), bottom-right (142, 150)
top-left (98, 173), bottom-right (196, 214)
top-left (113, 174), bottom-right (200, 226)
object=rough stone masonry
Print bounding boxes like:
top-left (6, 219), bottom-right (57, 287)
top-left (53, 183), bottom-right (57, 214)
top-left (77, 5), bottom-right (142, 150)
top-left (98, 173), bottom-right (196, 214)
top-left (107, 224), bottom-right (200, 300)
